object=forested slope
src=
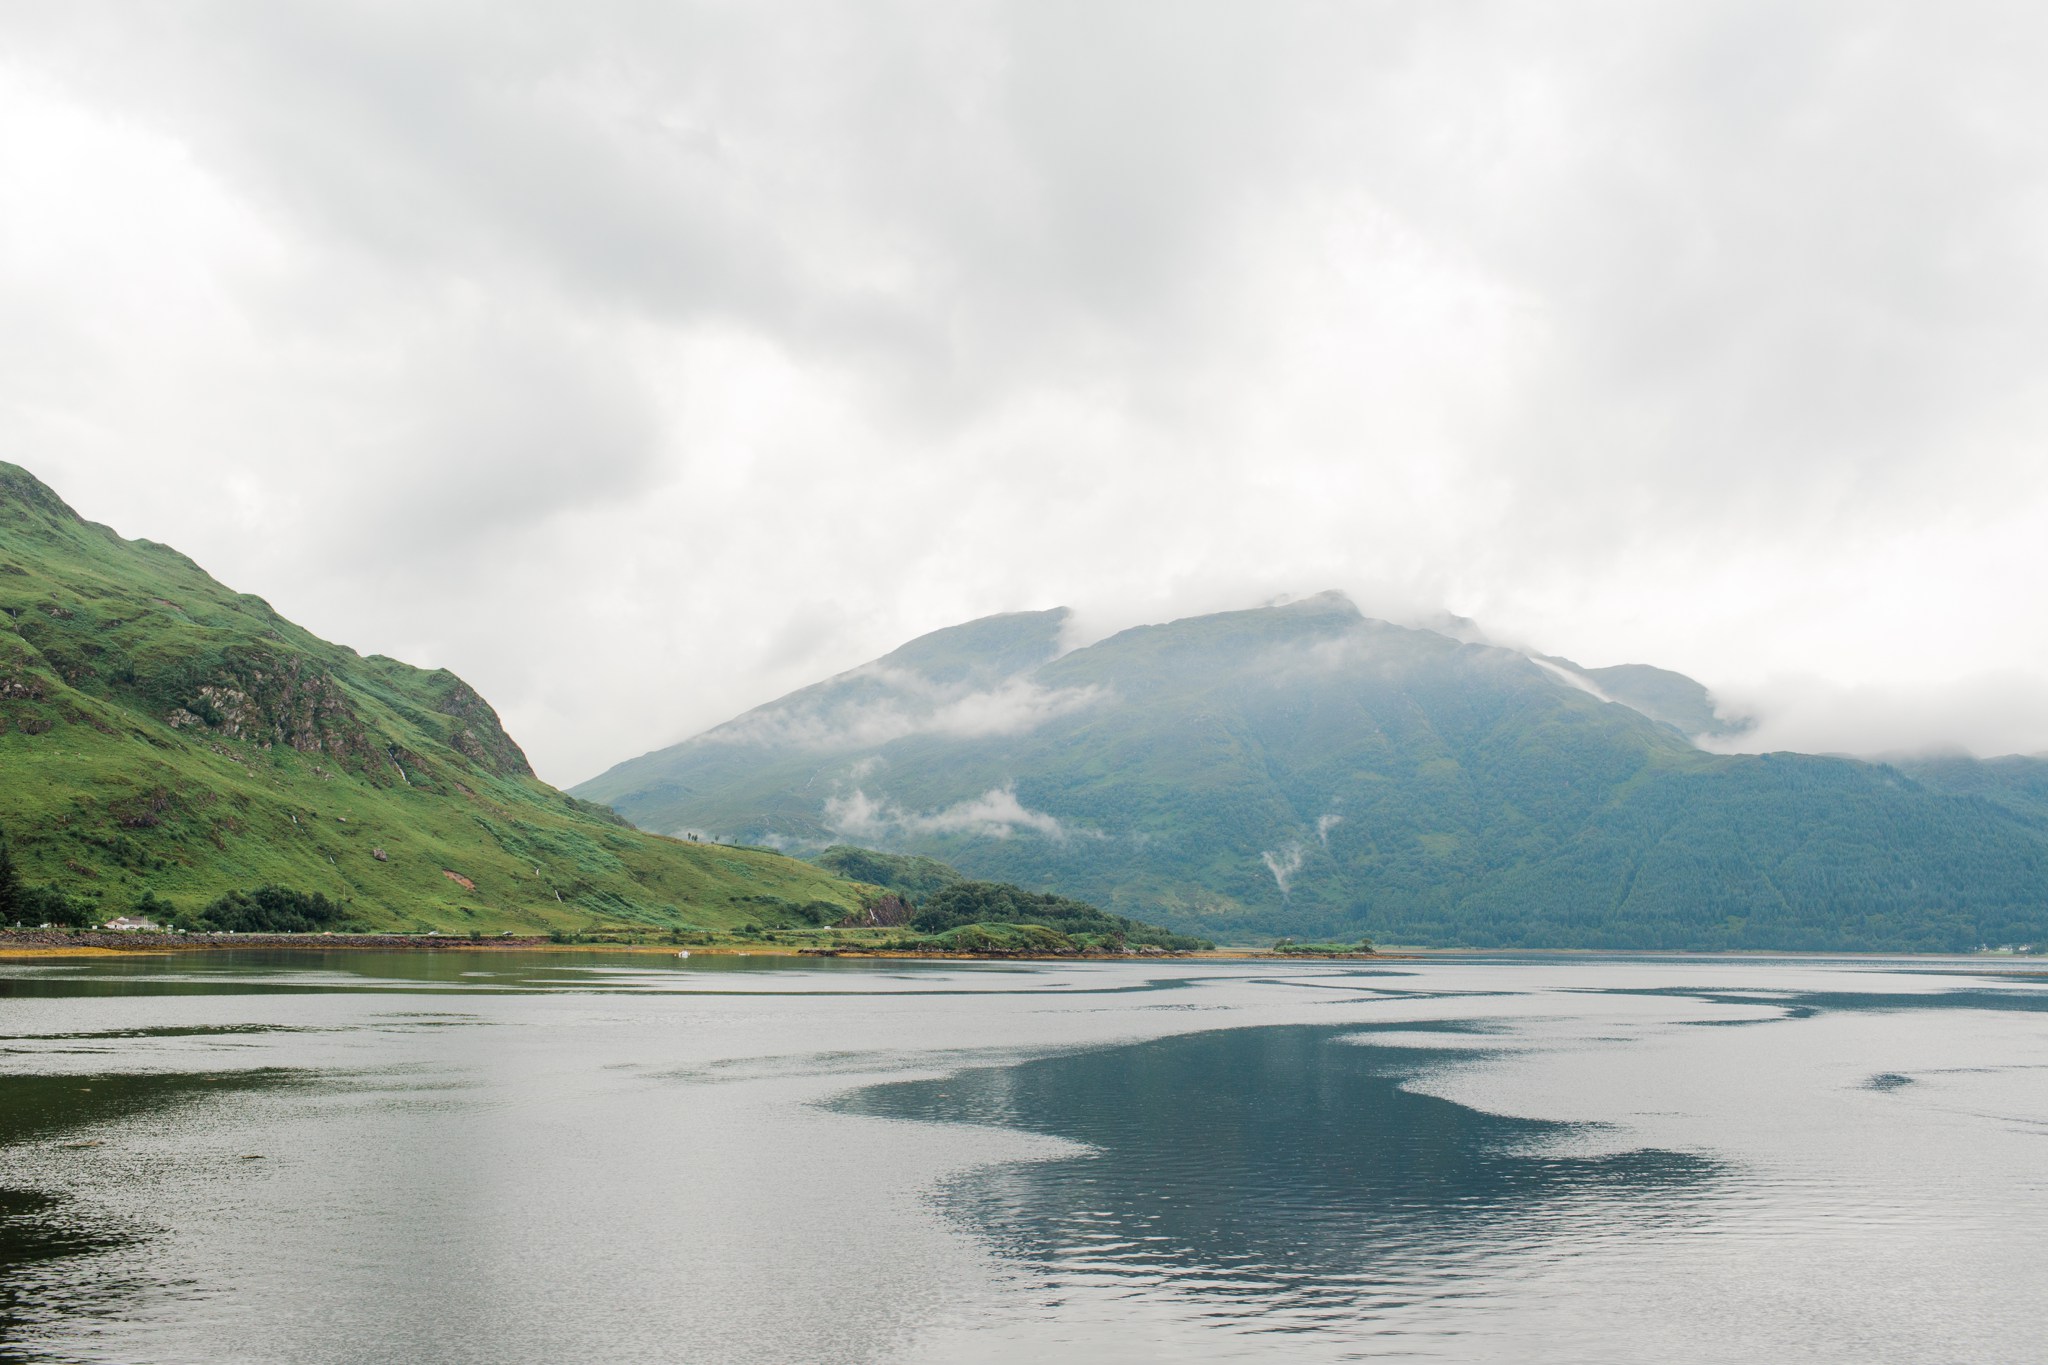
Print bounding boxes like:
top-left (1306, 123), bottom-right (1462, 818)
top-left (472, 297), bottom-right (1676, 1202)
top-left (580, 594), bottom-right (2048, 950)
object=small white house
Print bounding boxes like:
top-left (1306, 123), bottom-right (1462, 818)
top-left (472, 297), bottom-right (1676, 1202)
top-left (101, 916), bottom-right (160, 932)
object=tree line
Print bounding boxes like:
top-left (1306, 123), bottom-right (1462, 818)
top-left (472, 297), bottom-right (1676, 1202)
top-left (1, 825), bottom-right (357, 933)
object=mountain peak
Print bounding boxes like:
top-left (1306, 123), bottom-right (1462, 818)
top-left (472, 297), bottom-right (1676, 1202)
top-left (0, 461), bottom-right (87, 534)
top-left (1271, 589), bottom-right (1362, 617)
top-left (878, 607), bottom-right (1071, 685)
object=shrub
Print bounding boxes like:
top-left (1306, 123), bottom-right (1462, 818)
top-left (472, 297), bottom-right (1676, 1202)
top-left (0, 827), bottom-right (19, 922)
top-left (930, 922), bottom-right (1082, 956)
top-left (20, 884), bottom-right (93, 928)
top-left (190, 886), bottom-right (351, 934)
top-left (1272, 937), bottom-right (1376, 956)
top-left (811, 846), bottom-right (963, 902)
top-left (913, 881), bottom-right (1211, 950)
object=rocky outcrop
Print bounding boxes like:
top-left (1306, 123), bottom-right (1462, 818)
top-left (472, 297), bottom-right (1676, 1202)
top-left (836, 892), bottom-right (914, 927)
top-left (0, 671), bottom-right (45, 702)
top-left (175, 649), bottom-right (379, 768)
top-left (0, 648), bottom-right (57, 735)
top-left (106, 787), bottom-right (177, 829)
top-left (431, 672), bottom-right (533, 778)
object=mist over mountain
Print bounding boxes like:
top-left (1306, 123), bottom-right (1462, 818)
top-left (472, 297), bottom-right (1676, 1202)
top-left (576, 593), bottom-right (2048, 950)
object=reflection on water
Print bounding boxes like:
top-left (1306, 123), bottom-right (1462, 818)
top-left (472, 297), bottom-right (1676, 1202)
top-left (0, 948), bottom-right (1159, 999)
top-left (842, 1025), bottom-right (1720, 1335)
top-left (0, 948), bottom-right (884, 998)
top-left (0, 953), bottom-right (2043, 1363)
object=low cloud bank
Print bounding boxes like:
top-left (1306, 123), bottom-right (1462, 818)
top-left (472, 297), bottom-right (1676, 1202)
top-left (824, 784), bottom-right (1077, 843)
top-left (1703, 673), bottom-right (2048, 759)
top-left (707, 668), bottom-right (1106, 751)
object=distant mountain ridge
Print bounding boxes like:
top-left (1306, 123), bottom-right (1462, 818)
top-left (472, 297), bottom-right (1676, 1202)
top-left (576, 593), bottom-right (2048, 950)
top-left (0, 462), bottom-right (865, 932)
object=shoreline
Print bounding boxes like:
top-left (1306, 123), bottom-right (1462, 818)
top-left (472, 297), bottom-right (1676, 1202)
top-left (0, 928), bottom-right (1386, 962)
top-left (0, 933), bottom-right (1376, 965)
top-left (1, 930), bottom-right (2027, 965)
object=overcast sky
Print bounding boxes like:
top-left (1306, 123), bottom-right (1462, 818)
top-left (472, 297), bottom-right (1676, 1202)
top-left (5, 1), bottom-right (2047, 782)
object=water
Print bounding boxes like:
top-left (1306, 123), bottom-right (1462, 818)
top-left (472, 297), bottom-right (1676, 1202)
top-left (1, 952), bottom-right (2044, 1363)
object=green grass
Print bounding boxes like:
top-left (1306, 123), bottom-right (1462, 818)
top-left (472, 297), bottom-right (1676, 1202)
top-left (0, 463), bottom-right (871, 933)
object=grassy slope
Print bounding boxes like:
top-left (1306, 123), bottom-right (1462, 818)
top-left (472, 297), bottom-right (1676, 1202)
top-left (0, 463), bottom-right (867, 932)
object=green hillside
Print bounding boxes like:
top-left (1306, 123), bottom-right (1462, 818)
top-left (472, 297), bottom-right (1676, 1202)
top-left (578, 594), bottom-right (2048, 951)
top-left (0, 463), bottom-right (868, 933)
top-left (811, 845), bottom-right (966, 902)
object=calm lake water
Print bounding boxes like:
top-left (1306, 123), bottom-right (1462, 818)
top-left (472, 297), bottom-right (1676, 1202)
top-left (2, 951), bottom-right (2044, 1363)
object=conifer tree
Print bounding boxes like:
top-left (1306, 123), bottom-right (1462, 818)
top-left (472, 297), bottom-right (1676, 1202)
top-left (0, 825), bottom-right (22, 924)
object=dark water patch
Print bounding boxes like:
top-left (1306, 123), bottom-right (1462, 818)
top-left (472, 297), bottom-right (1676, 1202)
top-left (1791, 987), bottom-right (2048, 1014)
top-left (0, 1187), bottom-right (136, 1365)
top-left (1563, 987), bottom-right (1819, 1023)
top-left (0, 1070), bottom-right (301, 1150)
top-left (0, 978), bottom-right (381, 1001)
top-left (1866, 1073), bottom-right (1915, 1091)
top-left (1573, 983), bottom-right (2048, 1023)
top-left (0, 1023), bottom-right (327, 1043)
top-left (0, 1070), bottom-right (307, 1361)
top-left (835, 1024), bottom-right (1722, 1330)
top-left (365, 1013), bottom-right (488, 1030)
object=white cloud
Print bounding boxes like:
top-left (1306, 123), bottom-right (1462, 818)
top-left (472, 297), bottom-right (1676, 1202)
top-left (6, 2), bottom-right (2048, 780)
top-left (705, 668), bottom-right (1105, 751)
top-left (1703, 674), bottom-right (2048, 760)
top-left (824, 785), bottom-right (1073, 843)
